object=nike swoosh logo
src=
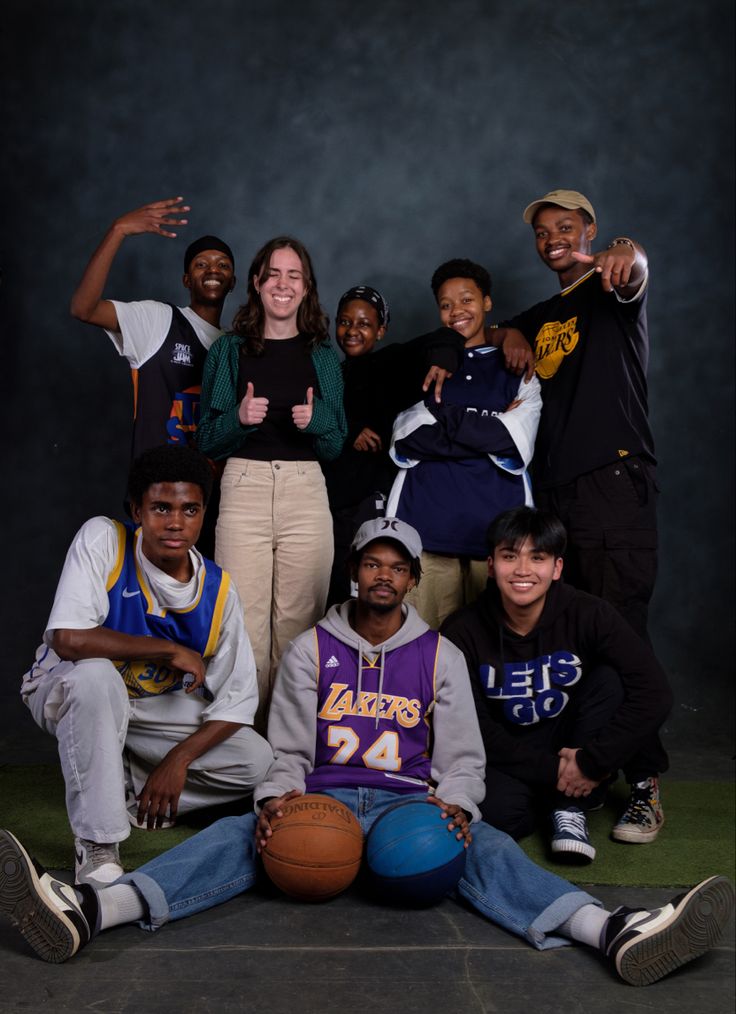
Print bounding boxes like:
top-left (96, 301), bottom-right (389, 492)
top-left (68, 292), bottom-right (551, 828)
top-left (122, 588), bottom-right (141, 598)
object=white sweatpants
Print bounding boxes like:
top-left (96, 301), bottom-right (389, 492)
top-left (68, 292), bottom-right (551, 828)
top-left (25, 658), bottom-right (273, 843)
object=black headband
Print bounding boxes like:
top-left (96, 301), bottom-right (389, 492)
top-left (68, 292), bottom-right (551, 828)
top-left (184, 235), bottom-right (235, 273)
top-left (337, 285), bottom-right (390, 327)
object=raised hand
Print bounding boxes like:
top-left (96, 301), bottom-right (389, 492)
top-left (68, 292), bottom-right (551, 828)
top-left (113, 196), bottom-right (190, 239)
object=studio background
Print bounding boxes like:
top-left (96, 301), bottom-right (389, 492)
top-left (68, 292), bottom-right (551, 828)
top-left (2, 0), bottom-right (733, 761)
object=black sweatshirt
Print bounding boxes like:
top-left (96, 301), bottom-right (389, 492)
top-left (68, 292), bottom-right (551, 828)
top-left (323, 327), bottom-right (464, 509)
top-left (441, 580), bottom-right (672, 783)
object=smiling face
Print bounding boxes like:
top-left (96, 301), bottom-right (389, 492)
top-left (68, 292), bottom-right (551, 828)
top-left (130, 481), bottom-right (205, 581)
top-left (336, 299), bottom-right (385, 357)
top-left (532, 205), bottom-right (597, 283)
top-left (184, 250), bottom-right (235, 307)
top-left (254, 245), bottom-right (307, 333)
top-left (489, 536), bottom-right (563, 618)
top-left (436, 277), bottom-right (492, 347)
top-left (353, 539), bottom-right (416, 614)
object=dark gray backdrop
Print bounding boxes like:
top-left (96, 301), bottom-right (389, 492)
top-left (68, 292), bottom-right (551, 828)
top-left (2, 0), bottom-right (733, 758)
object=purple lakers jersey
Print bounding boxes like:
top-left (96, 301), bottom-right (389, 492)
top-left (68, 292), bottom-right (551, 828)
top-left (306, 626), bottom-right (441, 795)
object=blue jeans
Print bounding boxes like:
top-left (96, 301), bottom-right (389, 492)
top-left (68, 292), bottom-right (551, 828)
top-left (121, 788), bottom-right (599, 950)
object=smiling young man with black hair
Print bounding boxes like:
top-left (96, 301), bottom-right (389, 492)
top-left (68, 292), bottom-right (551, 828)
top-left (442, 506), bottom-right (672, 862)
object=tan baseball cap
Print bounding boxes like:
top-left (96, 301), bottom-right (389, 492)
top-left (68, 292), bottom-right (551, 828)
top-left (522, 189), bottom-right (597, 225)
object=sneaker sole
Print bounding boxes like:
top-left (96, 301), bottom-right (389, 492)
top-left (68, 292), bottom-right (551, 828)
top-left (0, 830), bottom-right (80, 963)
top-left (615, 875), bottom-right (735, 986)
top-left (551, 839), bottom-right (596, 861)
top-left (612, 816), bottom-right (664, 844)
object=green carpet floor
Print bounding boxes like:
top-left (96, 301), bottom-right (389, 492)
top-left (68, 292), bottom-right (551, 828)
top-left (0, 765), bottom-right (733, 887)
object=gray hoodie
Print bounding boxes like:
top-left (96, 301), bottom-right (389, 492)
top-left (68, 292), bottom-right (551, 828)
top-left (255, 601), bottom-right (487, 821)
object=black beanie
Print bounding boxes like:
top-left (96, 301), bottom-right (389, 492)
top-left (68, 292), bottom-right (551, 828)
top-left (184, 235), bottom-right (235, 273)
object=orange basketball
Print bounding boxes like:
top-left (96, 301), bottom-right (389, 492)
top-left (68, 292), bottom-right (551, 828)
top-left (261, 794), bottom-right (364, 902)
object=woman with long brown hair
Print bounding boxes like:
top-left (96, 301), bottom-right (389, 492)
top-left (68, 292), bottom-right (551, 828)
top-left (197, 236), bottom-right (345, 728)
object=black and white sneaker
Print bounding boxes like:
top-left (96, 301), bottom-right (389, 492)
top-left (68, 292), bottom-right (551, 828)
top-left (0, 829), bottom-right (99, 963)
top-left (602, 875), bottom-right (735, 986)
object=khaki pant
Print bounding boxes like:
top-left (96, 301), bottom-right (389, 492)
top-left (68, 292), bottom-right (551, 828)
top-left (406, 551), bottom-right (489, 629)
top-left (216, 458), bottom-right (333, 730)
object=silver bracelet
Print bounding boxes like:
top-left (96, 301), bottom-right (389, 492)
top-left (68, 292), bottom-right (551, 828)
top-left (608, 237), bottom-right (636, 251)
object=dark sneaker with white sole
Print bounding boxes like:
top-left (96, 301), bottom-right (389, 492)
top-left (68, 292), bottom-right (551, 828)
top-left (0, 829), bottom-right (99, 963)
top-left (551, 806), bottom-right (596, 861)
top-left (602, 875), bottom-right (735, 986)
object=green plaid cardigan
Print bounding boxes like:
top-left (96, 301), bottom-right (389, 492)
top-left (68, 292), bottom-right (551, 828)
top-left (196, 333), bottom-right (347, 461)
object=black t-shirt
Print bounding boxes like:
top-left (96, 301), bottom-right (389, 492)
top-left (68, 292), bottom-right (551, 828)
top-left (234, 335), bottom-right (318, 461)
top-left (506, 271), bottom-right (656, 488)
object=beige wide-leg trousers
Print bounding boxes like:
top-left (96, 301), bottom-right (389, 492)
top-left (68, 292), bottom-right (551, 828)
top-left (216, 458), bottom-right (333, 730)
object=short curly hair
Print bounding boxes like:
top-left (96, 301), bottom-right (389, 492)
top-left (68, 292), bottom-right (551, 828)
top-left (127, 445), bottom-right (213, 506)
top-left (431, 258), bottom-right (492, 299)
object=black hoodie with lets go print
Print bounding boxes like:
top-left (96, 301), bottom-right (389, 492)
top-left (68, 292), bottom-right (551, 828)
top-left (441, 580), bottom-right (672, 785)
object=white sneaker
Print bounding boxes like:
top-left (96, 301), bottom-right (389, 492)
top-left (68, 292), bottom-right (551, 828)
top-left (74, 838), bottom-right (123, 887)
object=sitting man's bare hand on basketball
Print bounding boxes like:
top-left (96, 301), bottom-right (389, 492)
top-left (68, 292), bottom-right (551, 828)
top-left (430, 796), bottom-right (472, 847)
top-left (255, 790), bottom-right (302, 853)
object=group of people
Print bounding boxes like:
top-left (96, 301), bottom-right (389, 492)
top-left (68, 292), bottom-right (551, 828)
top-left (1, 189), bottom-right (732, 985)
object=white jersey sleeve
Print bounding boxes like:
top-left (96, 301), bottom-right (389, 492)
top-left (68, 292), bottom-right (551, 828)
top-left (105, 300), bottom-right (174, 368)
top-left (44, 516), bottom-right (119, 639)
top-left (22, 517), bottom-right (118, 697)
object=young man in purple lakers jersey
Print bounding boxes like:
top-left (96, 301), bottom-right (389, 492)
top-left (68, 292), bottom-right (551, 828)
top-left (20, 445), bottom-right (272, 888)
top-left (2, 519), bottom-right (732, 987)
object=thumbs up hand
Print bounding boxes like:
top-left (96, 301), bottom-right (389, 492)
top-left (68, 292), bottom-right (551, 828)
top-left (292, 387), bottom-right (314, 430)
top-left (238, 382), bottom-right (269, 425)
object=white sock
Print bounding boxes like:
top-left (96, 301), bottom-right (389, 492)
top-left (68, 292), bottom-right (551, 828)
top-left (97, 883), bottom-right (146, 930)
top-left (558, 904), bottom-right (611, 949)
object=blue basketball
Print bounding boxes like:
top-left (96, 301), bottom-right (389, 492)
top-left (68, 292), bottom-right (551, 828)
top-left (366, 800), bottom-right (467, 906)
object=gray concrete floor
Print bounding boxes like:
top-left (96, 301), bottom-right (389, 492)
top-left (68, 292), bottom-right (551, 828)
top-left (0, 881), bottom-right (733, 1014)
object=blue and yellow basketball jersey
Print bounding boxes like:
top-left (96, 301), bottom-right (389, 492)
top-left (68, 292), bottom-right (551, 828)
top-left (103, 521), bottom-right (230, 698)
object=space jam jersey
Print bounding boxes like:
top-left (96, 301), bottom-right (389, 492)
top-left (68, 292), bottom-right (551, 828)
top-left (131, 306), bottom-right (208, 460)
top-left (305, 626), bottom-right (441, 794)
top-left (103, 521), bottom-right (230, 698)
